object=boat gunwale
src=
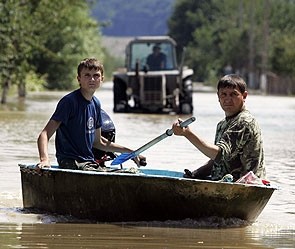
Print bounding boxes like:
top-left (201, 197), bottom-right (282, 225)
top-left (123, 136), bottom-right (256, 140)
top-left (18, 164), bottom-right (278, 190)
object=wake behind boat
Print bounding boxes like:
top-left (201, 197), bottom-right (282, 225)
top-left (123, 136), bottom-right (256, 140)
top-left (19, 164), bottom-right (276, 223)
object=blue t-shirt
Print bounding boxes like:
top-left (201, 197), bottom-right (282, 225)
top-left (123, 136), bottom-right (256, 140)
top-left (51, 89), bottom-right (102, 162)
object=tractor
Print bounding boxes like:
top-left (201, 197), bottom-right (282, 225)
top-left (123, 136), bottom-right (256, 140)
top-left (113, 36), bottom-right (194, 114)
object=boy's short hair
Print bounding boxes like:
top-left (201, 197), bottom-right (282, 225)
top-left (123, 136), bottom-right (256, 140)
top-left (217, 74), bottom-right (247, 93)
top-left (77, 58), bottom-right (104, 77)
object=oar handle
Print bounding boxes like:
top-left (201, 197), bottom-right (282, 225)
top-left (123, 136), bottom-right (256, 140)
top-left (134, 116), bottom-right (196, 154)
top-left (166, 116), bottom-right (196, 136)
top-left (111, 116), bottom-right (196, 166)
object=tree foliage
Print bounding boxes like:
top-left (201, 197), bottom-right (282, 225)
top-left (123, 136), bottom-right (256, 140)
top-left (168, 0), bottom-right (217, 49)
top-left (0, 0), bottom-right (104, 103)
top-left (269, 0), bottom-right (295, 76)
top-left (29, 0), bottom-right (104, 90)
top-left (1, 0), bottom-right (294, 101)
top-left (0, 0), bottom-right (36, 102)
top-left (168, 0), bottom-right (295, 86)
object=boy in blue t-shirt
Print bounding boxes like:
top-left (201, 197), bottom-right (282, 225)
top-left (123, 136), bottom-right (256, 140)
top-left (37, 58), bottom-right (145, 170)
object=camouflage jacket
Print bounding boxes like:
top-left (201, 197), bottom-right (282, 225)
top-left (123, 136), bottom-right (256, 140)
top-left (211, 108), bottom-right (266, 181)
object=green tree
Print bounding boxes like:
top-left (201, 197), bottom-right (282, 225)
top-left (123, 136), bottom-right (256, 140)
top-left (168, 0), bottom-right (295, 87)
top-left (269, 0), bottom-right (295, 76)
top-left (189, 0), bottom-right (252, 82)
top-left (271, 35), bottom-right (295, 76)
top-left (0, 0), bottom-right (105, 104)
top-left (29, 0), bottom-right (104, 90)
top-left (0, 0), bottom-right (36, 103)
top-left (168, 0), bottom-right (220, 81)
top-left (168, 0), bottom-right (217, 49)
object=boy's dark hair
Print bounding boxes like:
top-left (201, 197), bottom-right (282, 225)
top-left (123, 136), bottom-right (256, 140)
top-left (77, 58), bottom-right (104, 77)
top-left (217, 74), bottom-right (247, 93)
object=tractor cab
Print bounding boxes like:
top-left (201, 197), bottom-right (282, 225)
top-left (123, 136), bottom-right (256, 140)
top-left (113, 36), bottom-right (194, 114)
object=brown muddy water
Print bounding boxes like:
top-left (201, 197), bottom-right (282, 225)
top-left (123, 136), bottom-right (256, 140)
top-left (0, 83), bottom-right (294, 248)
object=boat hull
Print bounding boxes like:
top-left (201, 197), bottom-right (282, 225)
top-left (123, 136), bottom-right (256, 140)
top-left (19, 165), bottom-right (276, 223)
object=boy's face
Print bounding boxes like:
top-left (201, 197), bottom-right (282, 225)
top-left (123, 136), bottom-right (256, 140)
top-left (77, 67), bottom-right (104, 91)
top-left (217, 87), bottom-right (247, 117)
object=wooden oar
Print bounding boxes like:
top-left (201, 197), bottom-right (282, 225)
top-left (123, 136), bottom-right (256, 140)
top-left (111, 117), bottom-right (196, 166)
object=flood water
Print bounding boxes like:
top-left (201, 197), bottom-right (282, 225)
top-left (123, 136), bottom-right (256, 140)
top-left (0, 83), bottom-right (294, 248)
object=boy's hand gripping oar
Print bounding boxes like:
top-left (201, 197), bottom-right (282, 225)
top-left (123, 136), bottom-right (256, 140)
top-left (111, 117), bottom-right (196, 166)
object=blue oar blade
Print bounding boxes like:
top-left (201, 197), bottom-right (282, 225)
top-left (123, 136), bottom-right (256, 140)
top-left (111, 152), bottom-right (136, 165)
